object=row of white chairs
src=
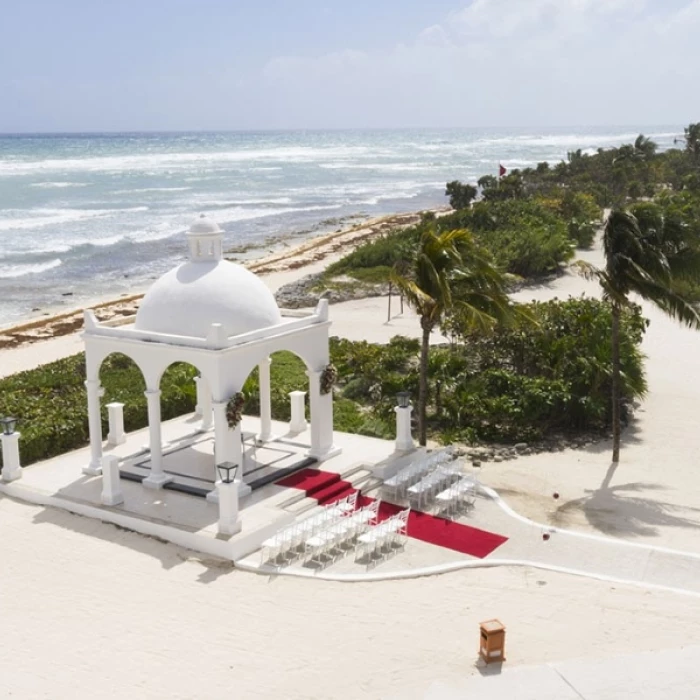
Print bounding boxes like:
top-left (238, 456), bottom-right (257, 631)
top-left (260, 492), bottom-right (358, 565)
top-left (382, 448), bottom-right (454, 501)
top-left (434, 477), bottom-right (477, 518)
top-left (355, 508), bottom-right (410, 567)
top-left (407, 461), bottom-right (465, 510)
top-left (304, 500), bottom-right (381, 568)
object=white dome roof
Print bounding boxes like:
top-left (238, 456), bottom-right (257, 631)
top-left (135, 259), bottom-right (282, 339)
top-left (135, 214), bottom-right (282, 339)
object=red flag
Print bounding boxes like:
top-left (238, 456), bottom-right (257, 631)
top-left (499, 163), bottom-right (507, 177)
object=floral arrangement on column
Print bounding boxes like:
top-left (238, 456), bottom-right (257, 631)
top-left (226, 392), bottom-right (245, 428)
top-left (320, 363), bottom-right (338, 395)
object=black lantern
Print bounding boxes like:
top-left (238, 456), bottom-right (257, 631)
top-left (217, 462), bottom-right (238, 484)
top-left (0, 417), bottom-right (18, 436)
top-left (396, 392), bottom-right (411, 409)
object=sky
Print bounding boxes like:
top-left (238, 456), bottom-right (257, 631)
top-left (1, 0), bottom-right (699, 132)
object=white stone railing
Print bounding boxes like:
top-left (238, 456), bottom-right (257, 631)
top-left (84, 308), bottom-right (330, 351)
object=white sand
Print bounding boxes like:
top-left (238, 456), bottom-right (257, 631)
top-left (5, 231), bottom-right (700, 696)
top-left (3, 494), bottom-right (700, 700)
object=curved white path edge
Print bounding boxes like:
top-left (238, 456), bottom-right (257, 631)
top-left (238, 484), bottom-right (700, 598)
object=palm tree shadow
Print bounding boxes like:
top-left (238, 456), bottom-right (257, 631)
top-left (578, 411), bottom-right (645, 456)
top-left (552, 461), bottom-right (700, 538)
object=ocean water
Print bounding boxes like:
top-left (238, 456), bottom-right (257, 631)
top-left (0, 127), bottom-right (681, 327)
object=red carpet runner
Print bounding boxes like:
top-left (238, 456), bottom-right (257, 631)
top-left (276, 468), bottom-right (507, 559)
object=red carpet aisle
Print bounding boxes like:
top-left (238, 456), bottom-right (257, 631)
top-left (276, 468), bottom-right (508, 559)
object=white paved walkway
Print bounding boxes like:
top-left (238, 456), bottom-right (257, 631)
top-left (416, 646), bottom-right (700, 700)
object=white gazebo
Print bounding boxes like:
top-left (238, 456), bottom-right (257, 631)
top-left (82, 214), bottom-right (340, 499)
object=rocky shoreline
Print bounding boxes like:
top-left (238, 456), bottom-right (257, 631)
top-left (274, 267), bottom-right (566, 309)
top-left (452, 431), bottom-right (609, 466)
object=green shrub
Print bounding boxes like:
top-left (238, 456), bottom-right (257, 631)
top-left (442, 296), bottom-right (647, 441)
top-left (437, 199), bottom-right (575, 276)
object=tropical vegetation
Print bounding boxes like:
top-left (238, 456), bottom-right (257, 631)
top-left (387, 226), bottom-right (514, 445)
top-left (4, 123), bottom-right (700, 468)
top-left (0, 297), bottom-right (649, 469)
top-left (577, 209), bottom-right (700, 461)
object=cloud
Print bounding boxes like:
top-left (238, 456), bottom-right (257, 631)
top-left (448, 0), bottom-right (648, 40)
top-left (256, 0), bottom-right (700, 128)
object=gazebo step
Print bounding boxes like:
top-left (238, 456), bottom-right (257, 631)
top-left (276, 468), bottom-right (341, 498)
top-left (314, 480), bottom-right (356, 505)
top-left (248, 457), bottom-right (317, 492)
top-left (283, 496), bottom-right (321, 515)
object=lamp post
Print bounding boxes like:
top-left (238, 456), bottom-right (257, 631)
top-left (1, 417), bottom-right (18, 435)
top-left (394, 392), bottom-right (414, 452)
top-left (216, 462), bottom-right (241, 536)
top-left (217, 461), bottom-right (238, 484)
top-left (396, 392), bottom-right (411, 409)
top-left (0, 416), bottom-right (22, 482)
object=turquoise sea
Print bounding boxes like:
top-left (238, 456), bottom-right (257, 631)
top-left (0, 127), bottom-right (682, 326)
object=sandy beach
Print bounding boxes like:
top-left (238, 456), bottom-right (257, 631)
top-left (0, 209), bottom-right (433, 351)
top-left (4, 212), bottom-right (700, 697)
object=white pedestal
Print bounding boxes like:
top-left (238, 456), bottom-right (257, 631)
top-left (1, 432), bottom-right (23, 482)
top-left (143, 472), bottom-right (174, 489)
top-left (216, 481), bottom-right (242, 536)
top-left (395, 405), bottom-right (415, 452)
top-left (101, 454), bottom-right (124, 506)
top-left (288, 390), bottom-right (308, 433)
top-left (307, 445), bottom-right (342, 462)
top-left (106, 402), bottom-right (126, 446)
top-left (82, 464), bottom-right (103, 477)
top-left (207, 479), bottom-right (251, 503)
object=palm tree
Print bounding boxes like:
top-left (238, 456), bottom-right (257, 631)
top-left (578, 209), bottom-right (700, 462)
top-left (634, 134), bottom-right (657, 160)
top-left (685, 123), bottom-right (700, 162)
top-left (390, 226), bottom-right (513, 446)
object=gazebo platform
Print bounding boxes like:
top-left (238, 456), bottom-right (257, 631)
top-left (0, 413), bottom-right (412, 562)
top-left (118, 425), bottom-right (318, 497)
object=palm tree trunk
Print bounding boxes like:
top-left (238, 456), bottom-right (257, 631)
top-left (419, 319), bottom-right (431, 446)
top-left (611, 302), bottom-right (622, 463)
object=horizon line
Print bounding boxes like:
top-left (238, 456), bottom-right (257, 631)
top-left (0, 123), bottom-right (685, 138)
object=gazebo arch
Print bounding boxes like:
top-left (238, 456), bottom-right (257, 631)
top-left (82, 214), bottom-right (340, 499)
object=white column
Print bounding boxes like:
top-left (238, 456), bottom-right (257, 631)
top-left (143, 389), bottom-right (172, 489)
top-left (101, 454), bottom-right (124, 506)
top-left (216, 480), bottom-right (241, 535)
top-left (288, 390), bottom-right (307, 433)
top-left (395, 405), bottom-right (415, 452)
top-left (194, 376), bottom-right (213, 431)
top-left (83, 379), bottom-right (104, 476)
top-left (106, 402), bottom-right (126, 446)
top-left (307, 370), bottom-right (340, 462)
top-left (208, 401), bottom-right (247, 503)
top-left (212, 401), bottom-right (241, 465)
top-left (1, 432), bottom-right (22, 482)
top-left (258, 357), bottom-right (273, 442)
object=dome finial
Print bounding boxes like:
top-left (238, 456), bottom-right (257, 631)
top-left (187, 214), bottom-right (223, 262)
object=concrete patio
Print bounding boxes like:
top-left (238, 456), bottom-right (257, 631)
top-left (0, 411), bottom-right (409, 561)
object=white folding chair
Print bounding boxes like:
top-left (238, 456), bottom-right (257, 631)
top-left (339, 491), bottom-right (358, 515)
top-left (356, 521), bottom-right (384, 565)
top-left (393, 507), bottom-right (410, 550)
